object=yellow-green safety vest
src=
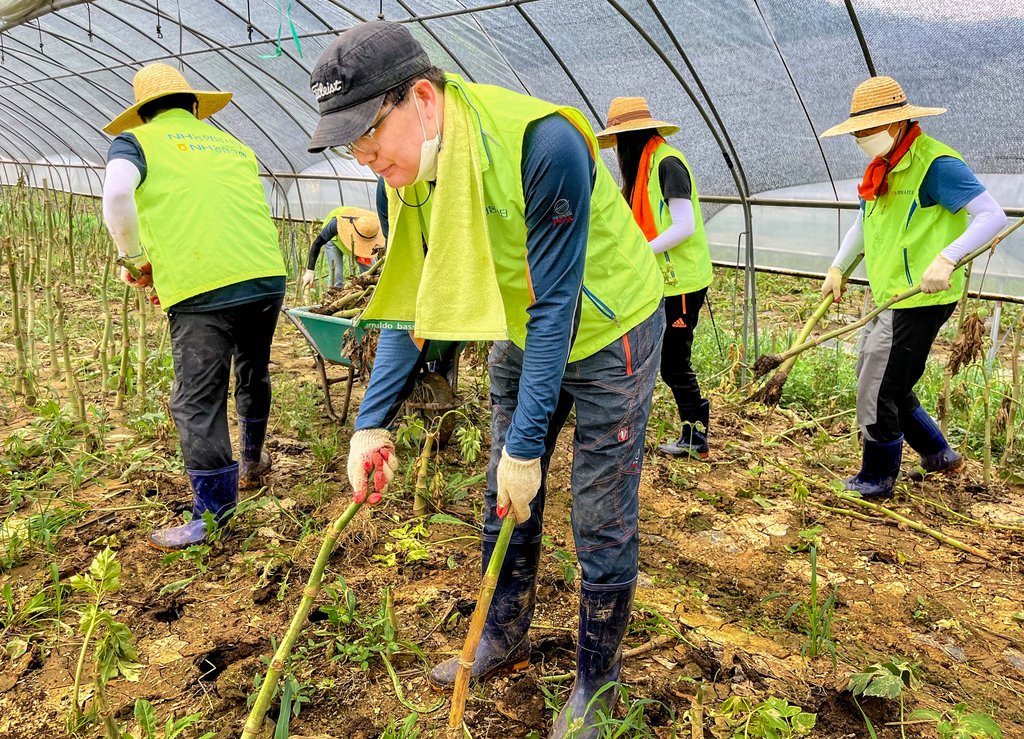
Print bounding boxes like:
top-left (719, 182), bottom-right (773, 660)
top-left (862, 134), bottom-right (967, 309)
top-left (385, 75), bottom-right (664, 363)
top-left (129, 109), bottom-right (286, 309)
top-left (645, 143), bottom-right (713, 296)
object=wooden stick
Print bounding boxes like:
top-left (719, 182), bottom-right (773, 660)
top-left (241, 501), bottom-right (363, 739)
top-left (756, 216), bottom-right (1024, 374)
top-left (448, 513), bottom-right (517, 729)
top-left (835, 493), bottom-right (993, 561)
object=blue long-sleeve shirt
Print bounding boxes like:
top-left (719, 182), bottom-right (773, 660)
top-left (355, 113), bottom-right (594, 461)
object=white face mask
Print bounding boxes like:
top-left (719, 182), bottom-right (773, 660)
top-left (856, 128), bottom-right (895, 159)
top-left (412, 95), bottom-right (441, 184)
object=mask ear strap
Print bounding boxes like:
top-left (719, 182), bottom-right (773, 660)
top-left (414, 93), bottom-right (429, 141)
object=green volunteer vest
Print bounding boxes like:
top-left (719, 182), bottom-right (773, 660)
top-left (646, 143), bottom-right (713, 296)
top-left (129, 109), bottom-right (285, 309)
top-left (862, 134), bottom-right (967, 309)
top-left (392, 76), bottom-right (663, 363)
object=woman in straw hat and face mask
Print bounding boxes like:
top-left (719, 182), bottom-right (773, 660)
top-left (597, 97), bottom-right (715, 460)
top-left (302, 205), bottom-right (384, 289)
top-left (819, 76), bottom-right (1007, 498)
top-left (102, 63), bottom-right (288, 549)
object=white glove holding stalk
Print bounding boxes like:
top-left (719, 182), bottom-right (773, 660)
top-left (496, 447), bottom-right (542, 524)
top-left (347, 428), bottom-right (398, 505)
top-left (301, 268), bottom-right (316, 290)
top-left (920, 254), bottom-right (956, 294)
top-left (820, 266), bottom-right (844, 303)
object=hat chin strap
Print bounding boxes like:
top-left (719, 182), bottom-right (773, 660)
top-left (341, 215), bottom-right (376, 240)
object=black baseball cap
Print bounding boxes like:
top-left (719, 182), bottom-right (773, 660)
top-left (308, 21), bottom-right (432, 153)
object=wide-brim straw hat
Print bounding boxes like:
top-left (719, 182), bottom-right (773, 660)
top-left (596, 96), bottom-right (680, 149)
top-left (820, 75), bottom-right (945, 138)
top-left (104, 63), bottom-right (232, 135)
top-left (336, 207), bottom-right (385, 259)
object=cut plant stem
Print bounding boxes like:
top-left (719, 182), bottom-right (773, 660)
top-left (835, 493), bottom-right (993, 561)
top-left (242, 500), bottom-right (363, 739)
top-left (449, 513), bottom-right (517, 729)
top-left (414, 429), bottom-right (437, 518)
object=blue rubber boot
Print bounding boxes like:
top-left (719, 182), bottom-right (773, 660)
top-left (844, 436), bottom-right (903, 499)
top-left (658, 398), bottom-right (710, 459)
top-left (238, 416), bottom-right (272, 490)
top-left (902, 406), bottom-right (963, 481)
top-left (549, 578), bottom-right (636, 739)
top-left (149, 463), bottom-right (238, 550)
top-left (429, 538), bottom-right (539, 688)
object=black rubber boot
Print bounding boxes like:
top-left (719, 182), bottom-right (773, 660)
top-left (658, 398), bottom-right (710, 459)
top-left (844, 435), bottom-right (903, 499)
top-left (902, 406), bottom-right (963, 481)
top-left (149, 463), bottom-right (238, 550)
top-left (549, 578), bottom-right (636, 739)
top-left (429, 538), bottom-right (540, 688)
top-left (238, 416), bottom-right (272, 490)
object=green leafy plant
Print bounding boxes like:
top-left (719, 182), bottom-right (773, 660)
top-left (908, 703), bottom-right (1003, 739)
top-left (712, 695), bottom-right (816, 738)
top-left (69, 548), bottom-right (142, 738)
top-left (380, 712), bottom-right (421, 739)
top-left (784, 545), bottom-right (837, 663)
top-left (373, 521), bottom-right (431, 568)
top-left (132, 698), bottom-right (215, 739)
top-left (847, 657), bottom-right (919, 739)
top-left (542, 534), bottom-right (578, 589)
top-left (785, 525), bottom-right (823, 554)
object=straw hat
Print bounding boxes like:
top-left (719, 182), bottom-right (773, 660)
top-left (336, 207), bottom-right (384, 260)
top-left (596, 96), bottom-right (680, 149)
top-left (820, 76), bottom-right (945, 138)
top-left (104, 63), bottom-right (232, 135)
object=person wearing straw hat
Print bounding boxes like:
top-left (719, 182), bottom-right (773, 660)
top-left (307, 22), bottom-right (665, 737)
top-left (302, 205), bottom-right (384, 289)
top-left (598, 97), bottom-right (714, 460)
top-left (819, 76), bottom-right (1006, 498)
top-left (101, 63), bottom-right (287, 549)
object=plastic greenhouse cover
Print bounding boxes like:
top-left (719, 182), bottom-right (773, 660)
top-left (0, 0), bottom-right (1022, 294)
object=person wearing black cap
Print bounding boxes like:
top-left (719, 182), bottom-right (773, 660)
top-left (308, 22), bottom-right (666, 738)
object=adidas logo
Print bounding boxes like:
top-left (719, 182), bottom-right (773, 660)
top-left (672, 317), bottom-right (687, 328)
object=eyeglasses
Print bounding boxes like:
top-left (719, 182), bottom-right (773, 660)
top-left (343, 89), bottom-right (406, 157)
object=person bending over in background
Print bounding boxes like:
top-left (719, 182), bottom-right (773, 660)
top-left (598, 97), bottom-right (714, 459)
top-left (819, 76), bottom-right (1006, 498)
top-left (307, 22), bottom-right (665, 738)
top-left (301, 205), bottom-right (383, 289)
top-left (102, 64), bottom-right (287, 549)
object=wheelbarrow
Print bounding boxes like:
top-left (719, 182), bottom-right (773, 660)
top-left (284, 306), bottom-right (465, 430)
top-left (283, 306), bottom-right (368, 425)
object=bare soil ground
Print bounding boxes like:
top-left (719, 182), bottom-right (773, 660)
top-left (2, 311), bottom-right (1023, 739)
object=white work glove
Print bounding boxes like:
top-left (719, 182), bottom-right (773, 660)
top-left (301, 268), bottom-right (316, 290)
top-left (496, 446), bottom-right (542, 525)
top-left (347, 428), bottom-right (398, 505)
top-left (920, 254), bottom-right (956, 294)
top-left (820, 266), bottom-right (844, 303)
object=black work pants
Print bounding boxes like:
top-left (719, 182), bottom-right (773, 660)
top-left (856, 302), bottom-right (956, 443)
top-left (660, 287), bottom-right (708, 409)
top-left (168, 296), bottom-right (282, 470)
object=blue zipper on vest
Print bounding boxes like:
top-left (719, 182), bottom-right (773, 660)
top-left (902, 248), bottom-right (913, 287)
top-left (582, 285), bottom-right (620, 326)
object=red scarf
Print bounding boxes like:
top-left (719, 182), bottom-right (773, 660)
top-left (858, 122), bottom-right (921, 201)
top-left (630, 135), bottom-right (665, 240)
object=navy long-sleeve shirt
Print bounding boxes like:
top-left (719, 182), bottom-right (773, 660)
top-left (354, 113), bottom-right (594, 460)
